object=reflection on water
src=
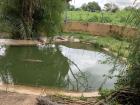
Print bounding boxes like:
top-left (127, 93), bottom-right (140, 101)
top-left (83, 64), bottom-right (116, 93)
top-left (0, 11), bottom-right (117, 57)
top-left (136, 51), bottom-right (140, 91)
top-left (0, 45), bottom-right (6, 56)
top-left (0, 43), bottom-right (120, 92)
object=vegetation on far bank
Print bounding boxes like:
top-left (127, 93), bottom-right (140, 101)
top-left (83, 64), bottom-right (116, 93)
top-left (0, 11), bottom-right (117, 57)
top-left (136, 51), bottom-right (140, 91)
top-left (66, 1), bottom-right (140, 27)
top-left (66, 10), bottom-right (139, 27)
top-left (62, 32), bottom-right (130, 58)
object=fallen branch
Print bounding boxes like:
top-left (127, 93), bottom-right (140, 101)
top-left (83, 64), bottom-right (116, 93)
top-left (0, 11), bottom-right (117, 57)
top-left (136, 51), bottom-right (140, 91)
top-left (37, 96), bottom-right (61, 105)
top-left (95, 88), bottom-right (140, 105)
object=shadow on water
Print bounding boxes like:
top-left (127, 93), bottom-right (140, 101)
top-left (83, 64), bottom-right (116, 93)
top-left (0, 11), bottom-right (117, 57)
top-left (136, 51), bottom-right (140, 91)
top-left (0, 43), bottom-right (120, 92)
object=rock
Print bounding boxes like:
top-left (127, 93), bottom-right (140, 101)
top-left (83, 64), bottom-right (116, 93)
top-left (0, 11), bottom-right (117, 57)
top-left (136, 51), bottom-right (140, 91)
top-left (39, 37), bottom-right (48, 43)
top-left (102, 48), bottom-right (110, 52)
top-left (68, 36), bottom-right (74, 41)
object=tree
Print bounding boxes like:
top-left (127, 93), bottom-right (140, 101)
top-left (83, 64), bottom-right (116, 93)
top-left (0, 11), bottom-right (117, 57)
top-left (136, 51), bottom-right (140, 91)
top-left (68, 4), bottom-right (75, 11)
top-left (0, 0), bottom-right (66, 39)
top-left (124, 6), bottom-right (136, 11)
top-left (104, 3), bottom-right (112, 11)
top-left (75, 8), bottom-right (81, 11)
top-left (104, 3), bottom-right (119, 12)
top-left (81, 3), bottom-right (88, 11)
top-left (87, 2), bottom-right (101, 12)
top-left (111, 4), bottom-right (119, 12)
top-left (81, 2), bottom-right (101, 12)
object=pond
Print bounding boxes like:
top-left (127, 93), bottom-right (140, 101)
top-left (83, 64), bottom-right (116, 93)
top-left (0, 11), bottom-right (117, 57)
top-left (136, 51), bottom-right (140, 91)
top-left (0, 43), bottom-right (121, 92)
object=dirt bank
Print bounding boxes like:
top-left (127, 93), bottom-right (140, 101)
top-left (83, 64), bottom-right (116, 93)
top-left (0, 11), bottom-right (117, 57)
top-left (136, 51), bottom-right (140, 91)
top-left (0, 36), bottom-right (80, 46)
top-left (0, 84), bottom-right (100, 97)
top-left (0, 84), bottom-right (99, 104)
top-left (0, 90), bottom-right (98, 105)
top-left (0, 91), bottom-right (37, 105)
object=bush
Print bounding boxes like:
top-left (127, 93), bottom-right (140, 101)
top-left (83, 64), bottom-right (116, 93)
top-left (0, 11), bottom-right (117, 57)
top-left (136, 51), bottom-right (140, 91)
top-left (88, 15), bottom-right (99, 22)
top-left (101, 16), bottom-right (112, 23)
top-left (88, 15), bottom-right (112, 23)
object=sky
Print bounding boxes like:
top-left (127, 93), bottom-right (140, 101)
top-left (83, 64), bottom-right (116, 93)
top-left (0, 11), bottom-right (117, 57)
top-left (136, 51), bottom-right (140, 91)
top-left (70, 0), bottom-right (140, 8)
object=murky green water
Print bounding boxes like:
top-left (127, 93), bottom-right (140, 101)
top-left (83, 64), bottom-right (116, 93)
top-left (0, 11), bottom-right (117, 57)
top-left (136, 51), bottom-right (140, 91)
top-left (0, 43), bottom-right (121, 92)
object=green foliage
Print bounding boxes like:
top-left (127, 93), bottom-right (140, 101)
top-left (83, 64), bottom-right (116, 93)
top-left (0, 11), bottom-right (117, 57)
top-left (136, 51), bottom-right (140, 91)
top-left (114, 8), bottom-right (140, 90)
top-left (38, 0), bottom-right (65, 37)
top-left (66, 10), bottom-right (138, 26)
top-left (81, 4), bottom-right (87, 11)
top-left (128, 35), bottom-right (140, 89)
top-left (79, 94), bottom-right (87, 101)
top-left (67, 4), bottom-right (75, 11)
top-left (124, 6), bottom-right (136, 11)
top-left (0, 0), bottom-right (66, 39)
top-left (99, 89), bottom-right (114, 99)
top-left (88, 14), bottom-right (112, 23)
top-left (130, 9), bottom-right (140, 27)
top-left (104, 3), bottom-right (119, 12)
top-left (81, 1), bottom-right (101, 12)
top-left (104, 3), bottom-right (112, 11)
top-left (62, 32), bottom-right (130, 58)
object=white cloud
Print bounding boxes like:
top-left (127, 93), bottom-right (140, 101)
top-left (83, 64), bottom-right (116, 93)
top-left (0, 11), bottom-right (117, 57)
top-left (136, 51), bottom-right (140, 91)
top-left (70, 0), bottom-right (107, 8)
top-left (70, 0), bottom-right (140, 8)
top-left (108, 0), bottom-right (140, 8)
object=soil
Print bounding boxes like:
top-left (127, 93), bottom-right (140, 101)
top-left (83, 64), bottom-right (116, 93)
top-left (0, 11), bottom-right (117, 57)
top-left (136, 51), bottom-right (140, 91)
top-left (0, 36), bottom-right (80, 46)
top-left (0, 91), bottom-right (98, 105)
top-left (0, 91), bottom-right (37, 105)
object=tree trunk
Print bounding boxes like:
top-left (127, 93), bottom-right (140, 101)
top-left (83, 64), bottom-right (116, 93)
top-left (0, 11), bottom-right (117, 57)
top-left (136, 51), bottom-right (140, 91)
top-left (21, 0), bottom-right (35, 39)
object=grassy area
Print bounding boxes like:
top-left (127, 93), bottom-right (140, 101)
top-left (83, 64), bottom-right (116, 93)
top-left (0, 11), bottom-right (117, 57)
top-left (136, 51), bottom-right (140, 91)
top-left (62, 32), bottom-right (130, 58)
top-left (66, 10), bottom-right (133, 26)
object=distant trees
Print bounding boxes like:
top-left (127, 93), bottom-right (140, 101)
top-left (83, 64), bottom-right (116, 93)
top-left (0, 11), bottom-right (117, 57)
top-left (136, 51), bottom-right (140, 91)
top-left (104, 3), bottom-right (119, 12)
top-left (81, 3), bottom-right (88, 11)
top-left (68, 4), bottom-right (75, 11)
top-left (104, 3), bottom-right (112, 11)
top-left (124, 6), bottom-right (136, 11)
top-left (81, 2), bottom-right (120, 12)
top-left (81, 1), bottom-right (101, 12)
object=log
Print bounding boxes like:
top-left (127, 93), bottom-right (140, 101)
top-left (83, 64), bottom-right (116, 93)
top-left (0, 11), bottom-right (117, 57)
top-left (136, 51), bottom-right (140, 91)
top-left (37, 96), bottom-right (61, 105)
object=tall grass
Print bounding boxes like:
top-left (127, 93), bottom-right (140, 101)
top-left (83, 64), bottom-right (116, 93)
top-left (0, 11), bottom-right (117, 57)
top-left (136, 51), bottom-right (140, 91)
top-left (67, 10), bottom-right (135, 26)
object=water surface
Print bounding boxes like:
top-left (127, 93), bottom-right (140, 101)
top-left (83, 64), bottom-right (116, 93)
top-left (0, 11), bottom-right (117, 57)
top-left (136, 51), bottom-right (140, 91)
top-left (0, 43), bottom-right (120, 91)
